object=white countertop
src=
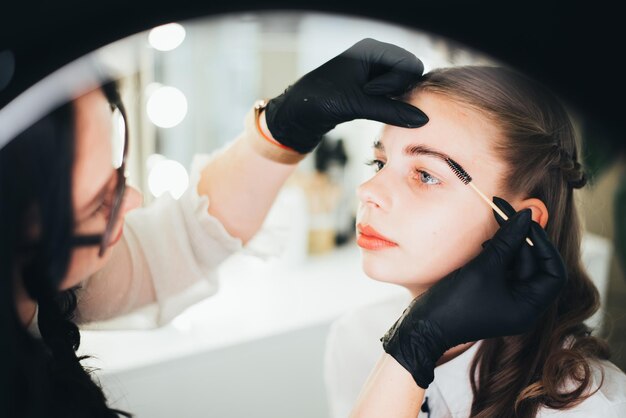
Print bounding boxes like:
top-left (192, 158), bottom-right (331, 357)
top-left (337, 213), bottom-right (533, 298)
top-left (78, 243), bottom-right (406, 375)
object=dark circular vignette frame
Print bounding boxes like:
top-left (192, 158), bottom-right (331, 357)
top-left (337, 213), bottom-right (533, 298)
top-left (1, 0), bottom-right (625, 274)
top-left (0, 0), bottom-right (622, 134)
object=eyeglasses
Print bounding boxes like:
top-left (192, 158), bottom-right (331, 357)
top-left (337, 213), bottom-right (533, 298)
top-left (71, 101), bottom-right (129, 257)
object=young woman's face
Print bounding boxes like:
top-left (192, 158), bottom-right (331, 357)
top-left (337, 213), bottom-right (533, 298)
top-left (61, 87), bottom-right (142, 290)
top-left (356, 91), bottom-right (511, 295)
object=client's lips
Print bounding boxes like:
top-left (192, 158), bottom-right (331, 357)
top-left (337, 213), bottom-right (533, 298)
top-left (356, 223), bottom-right (398, 250)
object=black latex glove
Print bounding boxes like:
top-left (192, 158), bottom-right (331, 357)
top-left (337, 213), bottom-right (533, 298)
top-left (381, 198), bottom-right (567, 389)
top-left (264, 38), bottom-right (428, 154)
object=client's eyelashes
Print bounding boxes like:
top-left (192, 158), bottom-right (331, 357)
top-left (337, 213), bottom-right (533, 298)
top-left (415, 169), bottom-right (442, 186)
top-left (365, 160), bottom-right (442, 187)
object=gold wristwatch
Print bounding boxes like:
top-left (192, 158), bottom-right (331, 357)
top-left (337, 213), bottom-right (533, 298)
top-left (246, 99), bottom-right (305, 164)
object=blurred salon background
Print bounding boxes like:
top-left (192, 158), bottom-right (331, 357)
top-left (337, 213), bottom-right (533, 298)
top-left (20, 11), bottom-right (625, 417)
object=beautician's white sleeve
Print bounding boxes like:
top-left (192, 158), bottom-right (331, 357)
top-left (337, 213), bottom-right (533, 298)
top-left (75, 150), bottom-right (273, 328)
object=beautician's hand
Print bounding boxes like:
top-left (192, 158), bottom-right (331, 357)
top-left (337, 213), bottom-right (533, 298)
top-left (381, 199), bottom-right (567, 389)
top-left (264, 38), bottom-right (428, 153)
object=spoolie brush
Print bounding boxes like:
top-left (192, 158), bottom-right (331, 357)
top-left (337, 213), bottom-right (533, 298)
top-left (445, 158), bottom-right (534, 246)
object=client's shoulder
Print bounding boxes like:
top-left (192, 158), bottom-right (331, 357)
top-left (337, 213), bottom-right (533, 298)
top-left (536, 358), bottom-right (626, 417)
top-left (329, 291), bottom-right (413, 336)
top-left (543, 358), bottom-right (626, 417)
top-left (326, 292), bottom-right (412, 350)
top-left (588, 358), bottom-right (626, 404)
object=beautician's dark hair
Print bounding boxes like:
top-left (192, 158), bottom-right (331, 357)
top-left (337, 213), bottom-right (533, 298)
top-left (414, 66), bottom-right (610, 418)
top-left (0, 81), bottom-right (131, 417)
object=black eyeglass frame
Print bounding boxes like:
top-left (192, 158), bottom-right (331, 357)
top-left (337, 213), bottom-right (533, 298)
top-left (70, 99), bottom-right (129, 257)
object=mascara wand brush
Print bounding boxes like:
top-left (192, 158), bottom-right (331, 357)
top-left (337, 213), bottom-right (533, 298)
top-left (445, 158), bottom-right (534, 247)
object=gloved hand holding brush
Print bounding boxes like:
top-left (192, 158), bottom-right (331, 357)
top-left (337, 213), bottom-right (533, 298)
top-left (381, 197), bottom-right (568, 389)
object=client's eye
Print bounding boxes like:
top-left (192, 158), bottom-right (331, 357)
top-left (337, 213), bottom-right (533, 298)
top-left (365, 159), bottom-right (385, 172)
top-left (415, 169), bottom-right (441, 186)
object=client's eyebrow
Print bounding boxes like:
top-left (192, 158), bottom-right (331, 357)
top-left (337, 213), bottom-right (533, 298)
top-left (373, 141), bottom-right (453, 162)
top-left (372, 139), bottom-right (454, 162)
top-left (404, 144), bottom-right (453, 162)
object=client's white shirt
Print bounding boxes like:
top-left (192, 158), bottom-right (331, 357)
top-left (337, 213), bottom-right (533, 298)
top-left (324, 293), bottom-right (626, 418)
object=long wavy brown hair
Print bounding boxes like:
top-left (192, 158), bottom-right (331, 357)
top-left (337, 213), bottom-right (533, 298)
top-left (415, 66), bottom-right (611, 417)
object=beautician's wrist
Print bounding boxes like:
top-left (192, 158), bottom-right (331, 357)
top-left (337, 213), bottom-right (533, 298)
top-left (244, 101), bottom-right (306, 165)
top-left (381, 316), bottom-right (448, 389)
top-left (258, 109), bottom-right (281, 147)
top-left (255, 99), bottom-right (299, 152)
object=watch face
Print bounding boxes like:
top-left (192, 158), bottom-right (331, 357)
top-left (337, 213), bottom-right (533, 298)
top-left (255, 99), bottom-right (267, 110)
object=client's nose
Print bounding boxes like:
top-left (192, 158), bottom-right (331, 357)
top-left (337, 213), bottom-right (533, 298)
top-left (357, 175), bottom-right (391, 211)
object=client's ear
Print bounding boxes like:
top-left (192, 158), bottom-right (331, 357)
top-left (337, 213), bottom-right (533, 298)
top-left (517, 198), bottom-right (549, 228)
